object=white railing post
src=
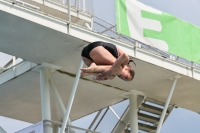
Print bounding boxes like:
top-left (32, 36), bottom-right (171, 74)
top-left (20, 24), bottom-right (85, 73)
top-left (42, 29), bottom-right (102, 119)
top-left (12, 56), bottom-right (16, 66)
top-left (83, 0), bottom-right (85, 12)
top-left (68, 0), bottom-right (71, 22)
top-left (67, 0), bottom-right (71, 34)
top-left (13, 56), bottom-right (16, 70)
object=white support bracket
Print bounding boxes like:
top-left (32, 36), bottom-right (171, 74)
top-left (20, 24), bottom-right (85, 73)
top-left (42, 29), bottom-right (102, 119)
top-left (156, 75), bottom-right (181, 133)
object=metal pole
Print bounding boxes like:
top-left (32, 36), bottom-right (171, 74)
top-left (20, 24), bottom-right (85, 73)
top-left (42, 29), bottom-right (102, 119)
top-left (52, 125), bottom-right (59, 133)
top-left (91, 16), bottom-right (94, 30)
top-left (83, 0), bottom-right (85, 12)
top-left (40, 67), bottom-right (52, 133)
top-left (13, 56), bottom-right (16, 70)
top-left (156, 77), bottom-right (178, 133)
top-left (112, 106), bottom-right (129, 133)
top-left (86, 109), bottom-right (102, 133)
top-left (12, 56), bottom-right (16, 66)
top-left (46, 120), bottom-right (100, 133)
top-left (109, 106), bottom-right (120, 120)
top-left (0, 126), bottom-right (7, 133)
top-left (129, 94), bottom-right (138, 133)
top-left (94, 108), bottom-right (109, 131)
top-left (48, 72), bottom-right (75, 133)
top-left (67, 0), bottom-right (71, 34)
top-left (60, 59), bottom-right (83, 133)
top-left (68, 0), bottom-right (71, 22)
top-left (78, 0), bottom-right (80, 10)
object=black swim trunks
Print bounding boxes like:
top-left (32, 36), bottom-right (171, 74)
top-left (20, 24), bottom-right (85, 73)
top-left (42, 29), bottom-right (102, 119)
top-left (81, 41), bottom-right (119, 61)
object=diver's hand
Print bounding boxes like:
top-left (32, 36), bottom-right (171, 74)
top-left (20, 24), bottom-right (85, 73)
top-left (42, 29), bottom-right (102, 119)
top-left (97, 69), bottom-right (113, 80)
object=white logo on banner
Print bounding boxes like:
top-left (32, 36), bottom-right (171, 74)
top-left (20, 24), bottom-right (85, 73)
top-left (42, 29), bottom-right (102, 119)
top-left (126, 0), bottom-right (168, 51)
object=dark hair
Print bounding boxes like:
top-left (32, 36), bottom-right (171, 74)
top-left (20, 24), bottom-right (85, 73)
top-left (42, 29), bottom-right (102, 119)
top-left (128, 66), bottom-right (135, 80)
top-left (128, 59), bottom-right (136, 66)
top-left (128, 59), bottom-right (136, 81)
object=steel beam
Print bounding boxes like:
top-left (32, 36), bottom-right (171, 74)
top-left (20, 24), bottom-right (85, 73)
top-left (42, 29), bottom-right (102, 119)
top-left (60, 59), bottom-right (83, 133)
top-left (45, 120), bottom-right (100, 133)
top-left (0, 126), bottom-right (7, 133)
top-left (40, 67), bottom-right (52, 133)
top-left (155, 76), bottom-right (180, 133)
top-left (1, 0), bottom-right (199, 81)
top-left (87, 109), bottom-right (102, 133)
top-left (48, 71), bottom-right (75, 133)
top-left (119, 90), bottom-right (145, 133)
top-left (12, 56), bottom-right (16, 67)
top-left (52, 124), bottom-right (59, 133)
top-left (94, 107), bottom-right (109, 131)
top-left (109, 106), bottom-right (120, 120)
top-left (112, 106), bottom-right (129, 133)
top-left (0, 61), bottom-right (37, 85)
top-left (129, 94), bottom-right (138, 133)
top-left (83, 0), bottom-right (85, 12)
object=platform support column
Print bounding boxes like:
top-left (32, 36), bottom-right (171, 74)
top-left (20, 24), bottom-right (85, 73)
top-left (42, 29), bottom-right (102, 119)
top-left (48, 71), bottom-right (75, 133)
top-left (60, 59), bottom-right (83, 133)
top-left (52, 125), bottom-right (59, 133)
top-left (120, 90), bottom-right (145, 133)
top-left (156, 76), bottom-right (180, 133)
top-left (40, 67), bottom-right (52, 133)
top-left (129, 94), bottom-right (138, 133)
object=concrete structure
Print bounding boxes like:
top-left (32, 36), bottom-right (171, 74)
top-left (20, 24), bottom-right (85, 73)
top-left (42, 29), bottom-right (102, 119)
top-left (0, 0), bottom-right (200, 132)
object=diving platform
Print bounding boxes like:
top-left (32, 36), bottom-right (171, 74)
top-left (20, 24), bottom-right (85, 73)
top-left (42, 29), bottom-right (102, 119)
top-left (0, 0), bottom-right (200, 132)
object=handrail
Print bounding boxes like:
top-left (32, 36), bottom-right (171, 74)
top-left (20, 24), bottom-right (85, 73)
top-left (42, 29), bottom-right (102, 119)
top-left (44, 119), bottom-right (100, 133)
top-left (1, 0), bottom-right (200, 69)
top-left (92, 15), bottom-right (199, 69)
top-left (0, 61), bottom-right (25, 74)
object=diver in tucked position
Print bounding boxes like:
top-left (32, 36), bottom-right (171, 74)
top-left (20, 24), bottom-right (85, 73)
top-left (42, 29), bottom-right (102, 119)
top-left (81, 41), bottom-right (135, 81)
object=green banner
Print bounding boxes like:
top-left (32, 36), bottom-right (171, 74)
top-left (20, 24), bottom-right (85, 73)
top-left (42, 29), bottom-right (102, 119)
top-left (116, 0), bottom-right (200, 63)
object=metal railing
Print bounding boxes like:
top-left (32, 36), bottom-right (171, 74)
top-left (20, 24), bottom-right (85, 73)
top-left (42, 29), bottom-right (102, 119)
top-left (91, 16), bottom-right (200, 70)
top-left (0, 57), bottom-right (24, 74)
top-left (81, 100), bottom-right (130, 133)
top-left (44, 119), bottom-right (99, 133)
top-left (3, 0), bottom-right (200, 70)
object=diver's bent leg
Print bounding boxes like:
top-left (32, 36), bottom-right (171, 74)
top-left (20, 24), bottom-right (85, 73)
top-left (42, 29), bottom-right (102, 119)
top-left (82, 56), bottom-right (93, 67)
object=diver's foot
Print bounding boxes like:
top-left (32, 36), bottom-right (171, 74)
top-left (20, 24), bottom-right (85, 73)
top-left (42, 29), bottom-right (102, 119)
top-left (80, 71), bottom-right (91, 77)
top-left (80, 66), bottom-right (96, 73)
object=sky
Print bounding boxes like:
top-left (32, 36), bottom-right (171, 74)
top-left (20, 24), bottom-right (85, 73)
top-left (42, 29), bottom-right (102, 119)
top-left (1, 0), bottom-right (200, 133)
